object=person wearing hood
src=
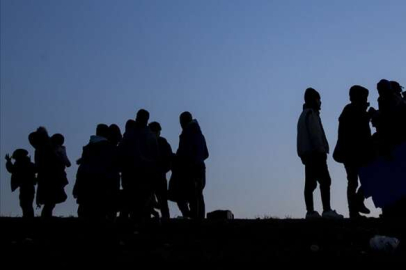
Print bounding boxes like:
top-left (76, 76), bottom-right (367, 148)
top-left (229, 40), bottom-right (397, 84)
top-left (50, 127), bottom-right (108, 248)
top-left (170, 111), bottom-right (209, 220)
top-left (73, 124), bottom-right (117, 218)
top-left (333, 85), bottom-right (373, 218)
top-left (297, 88), bottom-right (343, 220)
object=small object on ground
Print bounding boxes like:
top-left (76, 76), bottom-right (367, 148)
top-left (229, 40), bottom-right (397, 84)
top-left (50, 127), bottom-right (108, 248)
top-left (207, 210), bottom-right (234, 220)
top-left (370, 235), bottom-right (400, 253)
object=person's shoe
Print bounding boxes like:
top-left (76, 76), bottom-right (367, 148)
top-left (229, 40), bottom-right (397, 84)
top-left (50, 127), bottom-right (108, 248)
top-left (322, 210), bottom-right (344, 220)
top-left (305, 211), bottom-right (321, 220)
top-left (357, 201), bottom-right (371, 214)
top-left (349, 212), bottom-right (367, 220)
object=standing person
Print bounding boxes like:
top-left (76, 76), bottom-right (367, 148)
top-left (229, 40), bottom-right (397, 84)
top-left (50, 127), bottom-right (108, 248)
top-left (148, 121), bottom-right (173, 220)
top-left (118, 109), bottom-right (159, 221)
top-left (106, 124), bottom-right (122, 219)
top-left (51, 133), bottom-right (71, 168)
top-left (5, 149), bottom-right (37, 218)
top-left (333, 85), bottom-right (373, 218)
top-left (297, 88), bottom-right (343, 220)
top-left (172, 111), bottom-right (209, 220)
top-left (73, 124), bottom-right (117, 219)
top-left (32, 127), bottom-right (68, 218)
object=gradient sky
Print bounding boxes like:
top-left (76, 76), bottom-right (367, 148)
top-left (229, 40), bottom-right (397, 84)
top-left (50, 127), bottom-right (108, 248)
top-left (1, 0), bottom-right (405, 218)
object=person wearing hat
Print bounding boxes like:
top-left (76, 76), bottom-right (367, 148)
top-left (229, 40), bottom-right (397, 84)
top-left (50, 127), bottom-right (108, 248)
top-left (297, 88), bottom-right (343, 220)
top-left (5, 149), bottom-right (37, 218)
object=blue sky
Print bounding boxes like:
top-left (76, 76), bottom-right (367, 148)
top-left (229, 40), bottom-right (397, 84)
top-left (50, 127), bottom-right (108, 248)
top-left (1, 0), bottom-right (405, 218)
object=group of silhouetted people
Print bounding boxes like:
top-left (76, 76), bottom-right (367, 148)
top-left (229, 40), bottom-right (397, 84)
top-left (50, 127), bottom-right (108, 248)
top-left (297, 79), bottom-right (406, 219)
top-left (5, 110), bottom-right (209, 221)
top-left (6, 128), bottom-right (70, 218)
top-left (5, 79), bottom-right (405, 220)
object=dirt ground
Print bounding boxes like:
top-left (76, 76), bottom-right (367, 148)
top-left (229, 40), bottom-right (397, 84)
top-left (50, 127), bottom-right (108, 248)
top-left (1, 217), bottom-right (405, 265)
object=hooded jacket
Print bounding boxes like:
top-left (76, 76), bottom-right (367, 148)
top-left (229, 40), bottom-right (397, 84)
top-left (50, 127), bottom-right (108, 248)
top-left (176, 120), bottom-right (209, 168)
top-left (334, 103), bottom-right (372, 164)
top-left (297, 107), bottom-right (329, 158)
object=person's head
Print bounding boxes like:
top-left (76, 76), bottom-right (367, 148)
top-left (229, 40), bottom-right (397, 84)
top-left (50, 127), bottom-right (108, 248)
top-left (148, 121), bottom-right (162, 138)
top-left (390, 81), bottom-right (403, 98)
top-left (96, 124), bottom-right (109, 138)
top-left (28, 132), bottom-right (39, 149)
top-left (136, 109), bottom-right (150, 127)
top-left (12, 149), bottom-right (29, 161)
top-left (35, 126), bottom-right (50, 146)
top-left (108, 124), bottom-right (122, 145)
top-left (349, 85), bottom-right (369, 108)
top-left (180, 111), bottom-right (193, 129)
top-left (377, 79), bottom-right (392, 97)
top-left (51, 133), bottom-right (65, 147)
top-left (304, 88), bottom-right (321, 110)
top-left (125, 119), bottom-right (136, 133)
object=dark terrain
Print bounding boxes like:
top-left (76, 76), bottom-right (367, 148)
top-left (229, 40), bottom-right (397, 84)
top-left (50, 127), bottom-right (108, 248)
top-left (1, 217), bottom-right (405, 265)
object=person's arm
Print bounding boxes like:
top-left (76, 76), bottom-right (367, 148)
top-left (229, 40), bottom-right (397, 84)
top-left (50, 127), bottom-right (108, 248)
top-left (306, 112), bottom-right (326, 153)
top-left (61, 147), bottom-right (71, 167)
top-left (5, 154), bottom-right (14, 173)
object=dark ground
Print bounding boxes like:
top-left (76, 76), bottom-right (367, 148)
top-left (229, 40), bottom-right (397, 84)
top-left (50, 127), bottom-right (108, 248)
top-left (1, 217), bottom-right (405, 265)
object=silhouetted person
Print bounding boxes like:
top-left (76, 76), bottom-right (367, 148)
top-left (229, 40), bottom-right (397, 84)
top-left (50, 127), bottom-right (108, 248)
top-left (376, 79), bottom-right (406, 151)
top-left (5, 149), bottom-right (36, 218)
top-left (51, 133), bottom-right (71, 168)
top-left (297, 88), bottom-right (343, 220)
top-left (118, 109), bottom-right (159, 221)
top-left (390, 81), bottom-right (404, 100)
top-left (148, 121), bottom-right (173, 220)
top-left (390, 81), bottom-right (406, 143)
top-left (31, 127), bottom-right (68, 217)
top-left (106, 124), bottom-right (122, 219)
top-left (375, 80), bottom-right (406, 218)
top-left (171, 111), bottom-right (209, 220)
top-left (108, 124), bottom-right (123, 146)
top-left (73, 124), bottom-right (117, 219)
top-left (333, 85), bottom-right (373, 218)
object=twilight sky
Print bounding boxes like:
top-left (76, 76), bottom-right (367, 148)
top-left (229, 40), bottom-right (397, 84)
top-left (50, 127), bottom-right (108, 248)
top-left (1, 0), bottom-right (405, 218)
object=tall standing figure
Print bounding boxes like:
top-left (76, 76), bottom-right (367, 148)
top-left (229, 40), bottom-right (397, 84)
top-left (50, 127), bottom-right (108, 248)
top-left (297, 88), bottom-right (343, 220)
top-left (333, 85), bottom-right (373, 218)
top-left (172, 111), bottom-right (209, 220)
top-left (31, 127), bottom-right (68, 217)
top-left (118, 109), bottom-right (159, 221)
top-left (149, 121), bottom-right (173, 220)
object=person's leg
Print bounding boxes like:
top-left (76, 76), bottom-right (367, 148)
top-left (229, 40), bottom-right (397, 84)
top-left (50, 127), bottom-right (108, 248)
top-left (20, 187), bottom-right (35, 218)
top-left (41, 203), bottom-right (55, 218)
top-left (356, 185), bottom-right (370, 214)
top-left (155, 175), bottom-right (170, 219)
top-left (304, 162), bottom-right (318, 212)
top-left (191, 169), bottom-right (206, 220)
top-left (345, 164), bottom-right (359, 217)
top-left (317, 156), bottom-right (332, 212)
top-left (177, 200), bottom-right (190, 218)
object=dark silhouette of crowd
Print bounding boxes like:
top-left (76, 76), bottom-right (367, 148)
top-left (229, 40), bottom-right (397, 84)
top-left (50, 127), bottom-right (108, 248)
top-left (4, 79), bottom-right (405, 220)
top-left (5, 109), bottom-right (209, 221)
top-left (297, 79), bottom-right (406, 220)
